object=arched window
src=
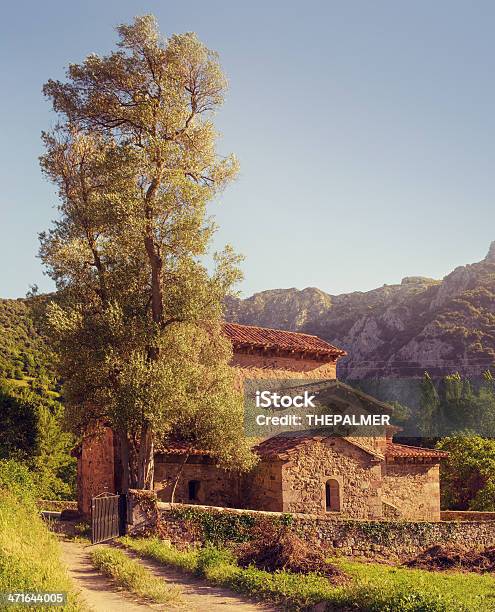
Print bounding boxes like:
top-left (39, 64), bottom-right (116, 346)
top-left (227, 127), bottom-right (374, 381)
top-left (325, 479), bottom-right (340, 512)
top-left (188, 480), bottom-right (200, 501)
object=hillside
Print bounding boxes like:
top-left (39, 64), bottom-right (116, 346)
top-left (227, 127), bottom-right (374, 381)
top-left (0, 297), bottom-right (55, 383)
top-left (225, 242), bottom-right (495, 380)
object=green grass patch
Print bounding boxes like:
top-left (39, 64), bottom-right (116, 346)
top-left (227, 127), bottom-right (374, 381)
top-left (90, 546), bottom-right (182, 606)
top-left (336, 558), bottom-right (495, 612)
top-left (121, 536), bottom-right (341, 609)
top-left (120, 535), bottom-right (199, 572)
top-left (0, 488), bottom-right (81, 611)
top-left (121, 536), bottom-right (495, 611)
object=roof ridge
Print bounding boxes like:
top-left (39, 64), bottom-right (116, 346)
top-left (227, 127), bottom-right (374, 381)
top-left (388, 441), bottom-right (446, 452)
top-left (224, 321), bottom-right (320, 339)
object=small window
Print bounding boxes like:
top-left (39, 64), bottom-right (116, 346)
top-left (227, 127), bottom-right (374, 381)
top-left (188, 480), bottom-right (200, 501)
top-left (325, 479), bottom-right (340, 512)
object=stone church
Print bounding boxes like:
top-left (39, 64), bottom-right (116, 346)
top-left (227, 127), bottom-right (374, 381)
top-left (76, 322), bottom-right (447, 521)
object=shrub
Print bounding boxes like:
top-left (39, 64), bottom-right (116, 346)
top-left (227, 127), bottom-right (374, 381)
top-left (0, 382), bottom-right (76, 500)
top-left (0, 458), bottom-right (37, 503)
top-left (170, 506), bottom-right (256, 543)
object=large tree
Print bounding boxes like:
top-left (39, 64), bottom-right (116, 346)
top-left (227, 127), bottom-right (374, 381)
top-left (40, 15), bottom-right (255, 490)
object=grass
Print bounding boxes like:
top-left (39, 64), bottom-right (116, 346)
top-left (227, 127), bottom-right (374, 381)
top-left (121, 536), bottom-right (337, 609)
top-left (121, 536), bottom-right (495, 611)
top-left (0, 488), bottom-right (81, 611)
top-left (336, 558), bottom-right (495, 612)
top-left (90, 546), bottom-right (182, 606)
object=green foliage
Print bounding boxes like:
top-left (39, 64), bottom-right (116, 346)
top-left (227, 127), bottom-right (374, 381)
top-left (437, 434), bottom-right (495, 510)
top-left (0, 383), bottom-right (38, 459)
top-left (0, 458), bottom-right (37, 504)
top-left (280, 512), bottom-right (294, 527)
top-left (0, 382), bottom-right (76, 499)
top-left (419, 371), bottom-right (495, 437)
top-left (0, 297), bottom-right (55, 383)
top-left (339, 558), bottom-right (495, 612)
top-left (170, 506), bottom-right (256, 543)
top-left (0, 488), bottom-right (81, 609)
top-left (90, 547), bottom-right (182, 605)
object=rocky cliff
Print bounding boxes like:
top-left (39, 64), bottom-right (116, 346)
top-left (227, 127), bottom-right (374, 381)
top-left (225, 243), bottom-right (495, 379)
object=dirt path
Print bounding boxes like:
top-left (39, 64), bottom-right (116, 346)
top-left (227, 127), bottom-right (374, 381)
top-left (60, 538), bottom-right (280, 611)
top-left (120, 546), bottom-right (280, 612)
top-left (59, 539), bottom-right (153, 611)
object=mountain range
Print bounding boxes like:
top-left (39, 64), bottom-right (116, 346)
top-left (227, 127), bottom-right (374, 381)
top-left (225, 242), bottom-right (495, 380)
top-left (2, 243), bottom-right (494, 388)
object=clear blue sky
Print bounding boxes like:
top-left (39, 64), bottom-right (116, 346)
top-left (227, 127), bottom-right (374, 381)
top-left (2, 1), bottom-right (495, 299)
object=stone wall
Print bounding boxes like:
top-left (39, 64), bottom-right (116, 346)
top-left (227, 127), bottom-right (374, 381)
top-left (382, 462), bottom-right (440, 521)
top-left (281, 438), bottom-right (383, 518)
top-left (231, 352), bottom-right (337, 381)
top-left (78, 426), bottom-right (116, 516)
top-left (441, 510), bottom-right (495, 521)
top-left (156, 503), bottom-right (495, 561)
top-left (154, 454), bottom-right (240, 508)
top-left (243, 460), bottom-right (283, 511)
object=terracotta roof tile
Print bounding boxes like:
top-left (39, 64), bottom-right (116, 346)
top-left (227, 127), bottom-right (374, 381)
top-left (156, 441), bottom-right (212, 456)
top-left (223, 322), bottom-right (346, 358)
top-left (254, 435), bottom-right (320, 460)
top-left (255, 436), bottom-right (449, 461)
top-left (386, 443), bottom-right (449, 459)
top-left (156, 438), bottom-right (449, 462)
top-left (254, 434), bottom-right (383, 460)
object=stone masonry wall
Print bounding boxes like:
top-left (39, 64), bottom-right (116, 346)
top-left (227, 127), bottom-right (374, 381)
top-left (441, 510), bottom-right (495, 521)
top-left (243, 460), bottom-right (284, 512)
top-left (156, 503), bottom-right (495, 562)
top-left (78, 426), bottom-right (115, 516)
top-left (154, 455), bottom-right (240, 508)
top-left (231, 352), bottom-right (337, 381)
top-left (382, 462), bottom-right (441, 521)
top-left (282, 438), bottom-right (383, 518)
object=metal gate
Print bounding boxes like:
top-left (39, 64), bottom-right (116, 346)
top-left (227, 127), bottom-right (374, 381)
top-left (91, 493), bottom-right (127, 544)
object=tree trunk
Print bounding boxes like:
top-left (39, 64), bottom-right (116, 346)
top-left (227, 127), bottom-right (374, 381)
top-left (136, 421), bottom-right (154, 489)
top-left (136, 177), bottom-right (162, 491)
top-left (117, 430), bottom-right (130, 493)
top-left (170, 452), bottom-right (190, 504)
top-left (144, 177), bottom-right (164, 328)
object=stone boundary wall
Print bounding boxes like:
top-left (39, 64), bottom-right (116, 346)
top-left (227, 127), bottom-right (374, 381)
top-left (440, 510), bottom-right (495, 521)
top-left (156, 501), bottom-right (495, 561)
top-left (37, 499), bottom-right (78, 512)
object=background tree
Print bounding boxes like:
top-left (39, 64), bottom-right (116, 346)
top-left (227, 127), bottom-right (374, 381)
top-left (437, 434), bottom-right (495, 510)
top-left (419, 370), bottom-right (495, 438)
top-left (418, 372), bottom-right (440, 438)
top-left (40, 15), bottom-right (255, 489)
top-left (0, 381), bottom-right (76, 499)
